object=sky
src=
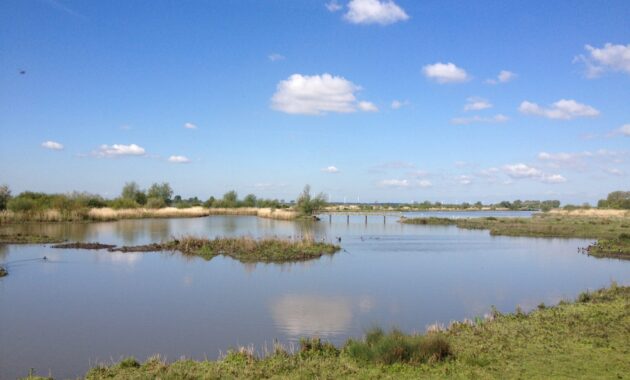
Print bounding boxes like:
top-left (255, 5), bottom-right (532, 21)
top-left (0, 0), bottom-right (629, 204)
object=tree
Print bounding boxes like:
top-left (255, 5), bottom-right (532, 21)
top-left (147, 182), bottom-right (173, 205)
top-left (602, 191), bottom-right (630, 209)
top-left (121, 182), bottom-right (147, 205)
top-left (0, 185), bottom-right (11, 210)
top-left (222, 190), bottom-right (238, 208)
top-left (296, 185), bottom-right (327, 216)
top-left (243, 194), bottom-right (257, 207)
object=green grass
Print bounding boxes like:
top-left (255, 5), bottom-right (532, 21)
top-left (0, 233), bottom-right (65, 244)
top-left (587, 233), bottom-right (630, 259)
top-left (114, 236), bottom-right (341, 263)
top-left (41, 284), bottom-right (627, 380)
top-left (0, 265), bottom-right (7, 277)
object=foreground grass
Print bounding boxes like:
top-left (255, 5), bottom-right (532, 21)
top-left (20, 284), bottom-right (625, 379)
top-left (113, 237), bottom-right (341, 263)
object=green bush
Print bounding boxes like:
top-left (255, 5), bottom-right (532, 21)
top-left (7, 197), bottom-right (37, 212)
top-left (109, 198), bottom-right (139, 209)
top-left (146, 197), bottom-right (166, 209)
top-left (344, 328), bottom-right (451, 365)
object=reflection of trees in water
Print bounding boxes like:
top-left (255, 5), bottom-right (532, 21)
top-left (3, 223), bottom-right (94, 242)
top-left (294, 220), bottom-right (329, 241)
top-left (221, 217), bottom-right (238, 235)
top-left (0, 244), bottom-right (8, 261)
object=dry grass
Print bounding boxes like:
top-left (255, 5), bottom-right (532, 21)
top-left (547, 208), bottom-right (630, 218)
top-left (0, 207), bottom-right (298, 224)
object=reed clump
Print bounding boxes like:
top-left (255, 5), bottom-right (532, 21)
top-left (134, 236), bottom-right (340, 262)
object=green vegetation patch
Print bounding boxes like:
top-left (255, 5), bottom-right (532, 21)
top-left (113, 237), bottom-right (341, 263)
top-left (72, 284), bottom-right (630, 379)
top-left (0, 265), bottom-right (7, 277)
top-left (0, 233), bottom-right (65, 244)
top-left (586, 233), bottom-right (630, 260)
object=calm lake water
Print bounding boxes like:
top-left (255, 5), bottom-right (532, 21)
top-left (1, 212), bottom-right (629, 379)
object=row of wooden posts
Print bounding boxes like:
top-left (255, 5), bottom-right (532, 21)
top-left (326, 214), bottom-right (387, 224)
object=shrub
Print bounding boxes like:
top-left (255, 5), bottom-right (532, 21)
top-left (146, 197), bottom-right (166, 209)
top-left (344, 328), bottom-right (451, 365)
top-left (109, 198), bottom-right (139, 209)
top-left (118, 357), bottom-right (140, 369)
top-left (7, 197), bottom-right (37, 212)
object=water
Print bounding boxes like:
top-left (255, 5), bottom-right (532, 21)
top-left (1, 212), bottom-right (629, 379)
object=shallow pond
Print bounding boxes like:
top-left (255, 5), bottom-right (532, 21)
top-left (1, 212), bottom-right (629, 379)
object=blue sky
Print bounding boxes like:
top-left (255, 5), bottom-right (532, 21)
top-left (1, 0), bottom-right (629, 204)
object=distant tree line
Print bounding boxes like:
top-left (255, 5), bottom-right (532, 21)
top-left (597, 191), bottom-right (630, 210)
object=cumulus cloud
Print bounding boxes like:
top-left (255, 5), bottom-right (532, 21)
top-left (268, 53), bottom-right (285, 62)
top-left (619, 124), bottom-right (630, 136)
top-left (41, 141), bottom-right (64, 150)
top-left (456, 175), bottom-right (473, 185)
top-left (183, 122), bottom-right (197, 129)
top-left (271, 73), bottom-right (375, 115)
top-left (168, 155), bottom-right (191, 164)
top-left (423, 62), bottom-right (469, 83)
top-left (518, 99), bottom-right (599, 120)
top-left (378, 179), bottom-right (431, 188)
top-left (451, 114), bottom-right (508, 125)
top-left (464, 97), bottom-right (492, 111)
top-left (575, 43), bottom-right (630, 78)
top-left (325, 0), bottom-right (343, 12)
top-left (358, 101), bottom-right (378, 112)
top-left (503, 163), bottom-right (566, 184)
top-left (95, 144), bottom-right (145, 157)
top-left (344, 0), bottom-right (409, 25)
top-left (391, 99), bottom-right (409, 109)
top-left (321, 165), bottom-right (340, 173)
top-left (486, 70), bottom-right (516, 84)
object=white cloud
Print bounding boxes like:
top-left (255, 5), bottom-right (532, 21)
top-left (503, 163), bottom-right (566, 184)
top-left (321, 165), bottom-right (340, 173)
top-left (486, 70), bottom-right (516, 84)
top-left (451, 114), bottom-right (508, 125)
top-left (456, 175), bottom-right (473, 185)
top-left (271, 73), bottom-right (374, 115)
top-left (464, 97), bottom-right (492, 111)
top-left (325, 0), bottom-right (343, 12)
top-left (575, 43), bottom-right (630, 78)
top-left (344, 0), bottom-right (409, 25)
top-left (518, 99), bottom-right (599, 120)
top-left (604, 168), bottom-right (624, 176)
top-left (391, 99), bottom-right (409, 109)
top-left (96, 144), bottom-right (145, 157)
top-left (268, 53), bottom-right (285, 62)
top-left (358, 101), bottom-right (378, 112)
top-left (379, 179), bottom-right (409, 188)
top-left (619, 124), bottom-right (630, 136)
top-left (168, 155), bottom-right (191, 164)
top-left (184, 122), bottom-right (197, 129)
top-left (422, 62), bottom-right (469, 84)
top-left (378, 179), bottom-right (431, 188)
top-left (41, 141), bottom-right (64, 150)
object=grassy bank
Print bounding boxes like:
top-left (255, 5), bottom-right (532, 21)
top-left (400, 214), bottom-right (630, 260)
top-left (0, 207), bottom-right (298, 224)
top-left (400, 213), bottom-right (630, 239)
top-left (20, 284), bottom-right (628, 379)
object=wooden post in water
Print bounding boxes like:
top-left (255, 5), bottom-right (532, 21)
top-left (329, 214), bottom-right (332, 223)
top-left (365, 215), bottom-right (368, 225)
top-left (384, 215), bottom-right (386, 224)
top-left (347, 215), bottom-right (350, 224)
